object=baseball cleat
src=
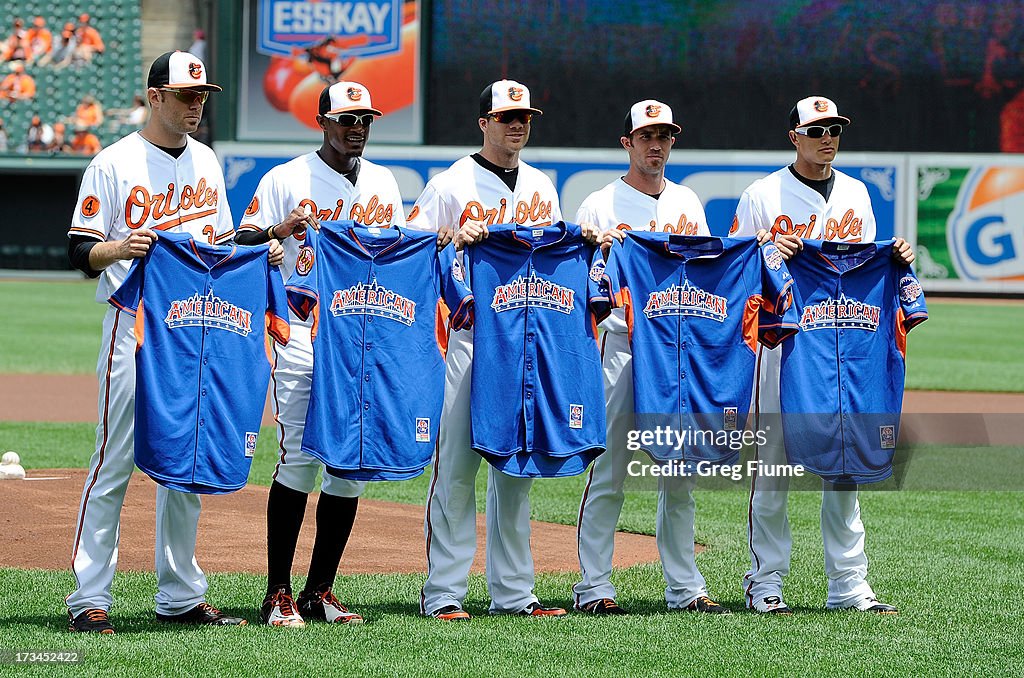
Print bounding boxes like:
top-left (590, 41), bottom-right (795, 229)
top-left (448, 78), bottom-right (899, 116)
top-left (261, 587), bottom-right (306, 628)
top-left (576, 598), bottom-right (628, 615)
top-left (296, 587), bottom-right (363, 624)
top-left (682, 596), bottom-right (731, 615)
top-left (831, 597), bottom-right (899, 615)
top-left (69, 608), bottom-right (115, 634)
top-left (430, 605), bottom-right (471, 621)
top-left (517, 602), bottom-right (567, 618)
top-left (749, 595), bottom-right (793, 615)
top-left (156, 602), bottom-right (247, 626)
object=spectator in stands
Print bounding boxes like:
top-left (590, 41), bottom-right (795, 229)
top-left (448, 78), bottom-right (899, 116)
top-left (26, 114), bottom-right (52, 152)
top-left (40, 28), bottom-right (78, 68)
top-left (110, 94), bottom-right (148, 127)
top-left (25, 16), bottom-right (52, 64)
top-left (69, 125), bottom-right (101, 155)
top-left (0, 117), bottom-right (8, 152)
top-left (1, 19), bottom-right (28, 63)
top-left (49, 121), bottom-right (69, 153)
top-left (74, 95), bottom-right (104, 128)
top-left (189, 29), bottom-right (206, 62)
top-left (75, 13), bottom-right (104, 61)
top-left (0, 63), bottom-right (36, 102)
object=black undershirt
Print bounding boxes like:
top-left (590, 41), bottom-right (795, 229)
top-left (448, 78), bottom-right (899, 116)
top-left (68, 142), bottom-right (188, 275)
top-left (472, 153), bottom-right (518, 192)
top-left (788, 164), bottom-right (834, 201)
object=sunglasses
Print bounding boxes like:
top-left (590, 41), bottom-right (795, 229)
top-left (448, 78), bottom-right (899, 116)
top-left (795, 124), bottom-right (844, 138)
top-left (489, 111), bottom-right (533, 124)
top-left (323, 112), bottom-right (375, 126)
top-left (161, 89), bottom-right (209, 105)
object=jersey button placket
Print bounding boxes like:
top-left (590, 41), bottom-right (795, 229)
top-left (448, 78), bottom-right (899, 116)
top-left (523, 259), bottom-right (535, 450)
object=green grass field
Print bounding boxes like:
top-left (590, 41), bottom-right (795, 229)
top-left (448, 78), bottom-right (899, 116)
top-left (1, 280), bottom-right (1022, 676)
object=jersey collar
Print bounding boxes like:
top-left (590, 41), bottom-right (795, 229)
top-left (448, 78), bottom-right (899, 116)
top-left (509, 221), bottom-right (573, 249)
top-left (661, 235), bottom-right (724, 260)
top-left (346, 223), bottom-right (405, 258)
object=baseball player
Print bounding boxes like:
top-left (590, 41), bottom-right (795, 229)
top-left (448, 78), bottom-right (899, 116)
top-left (65, 51), bottom-right (281, 633)
top-left (410, 80), bottom-right (596, 620)
top-left (573, 101), bottom-right (731, 615)
top-left (732, 96), bottom-right (915, 615)
top-left (235, 81), bottom-right (404, 627)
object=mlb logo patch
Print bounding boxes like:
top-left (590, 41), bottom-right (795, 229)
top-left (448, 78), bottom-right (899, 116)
top-left (723, 407), bottom-right (738, 431)
top-left (899, 275), bottom-right (923, 305)
top-left (416, 418), bottom-right (430, 443)
top-left (452, 256), bottom-right (465, 283)
top-left (569, 404), bottom-right (583, 429)
top-left (589, 258), bottom-right (606, 283)
top-left (879, 425), bottom-right (896, 449)
top-left (245, 432), bottom-right (258, 458)
top-left (762, 243), bottom-right (784, 271)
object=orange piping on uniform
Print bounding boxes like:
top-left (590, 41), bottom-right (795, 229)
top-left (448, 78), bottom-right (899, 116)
top-left (151, 208), bottom-right (219, 231)
top-left (69, 226), bottom-right (106, 240)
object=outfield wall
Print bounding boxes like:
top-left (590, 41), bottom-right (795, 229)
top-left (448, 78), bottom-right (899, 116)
top-left (5, 149), bottom-right (1024, 294)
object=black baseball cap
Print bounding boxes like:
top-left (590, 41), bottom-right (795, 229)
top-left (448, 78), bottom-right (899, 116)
top-left (148, 50), bottom-right (222, 92)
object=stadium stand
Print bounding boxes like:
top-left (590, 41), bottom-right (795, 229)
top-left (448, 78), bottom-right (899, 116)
top-left (0, 1), bottom-right (142, 154)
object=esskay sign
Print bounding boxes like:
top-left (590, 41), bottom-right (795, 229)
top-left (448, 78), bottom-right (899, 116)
top-left (258, 0), bottom-right (402, 57)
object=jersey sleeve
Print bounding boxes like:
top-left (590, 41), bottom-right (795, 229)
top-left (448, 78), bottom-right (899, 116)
top-left (284, 228), bottom-right (320, 322)
top-left (437, 244), bottom-right (474, 330)
top-left (385, 176), bottom-right (407, 228)
top-left (897, 265), bottom-right (928, 331)
top-left (239, 171), bottom-right (282, 232)
top-left (68, 163), bottom-right (118, 241)
top-left (108, 255), bottom-right (145, 316)
top-left (406, 181), bottom-right (451, 232)
top-left (757, 240), bottom-right (800, 348)
top-left (729, 189), bottom-right (761, 237)
top-left (266, 255), bottom-right (291, 346)
top-left (587, 246), bottom-right (611, 323)
top-left (601, 240), bottom-right (634, 337)
top-left (212, 165), bottom-right (235, 244)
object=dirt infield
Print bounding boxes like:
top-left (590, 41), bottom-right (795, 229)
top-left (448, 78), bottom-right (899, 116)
top-left (0, 468), bottom-right (660, 575)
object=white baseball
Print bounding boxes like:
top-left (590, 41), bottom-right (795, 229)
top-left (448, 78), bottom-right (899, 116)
top-left (2, 451), bottom-right (19, 465)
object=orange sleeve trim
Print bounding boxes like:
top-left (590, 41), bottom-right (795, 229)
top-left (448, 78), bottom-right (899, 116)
top-left (742, 296), bottom-right (761, 354)
top-left (109, 297), bottom-right (137, 316)
top-left (311, 305), bottom-right (320, 343)
top-left (215, 230), bottom-right (235, 243)
top-left (133, 299), bottom-right (145, 349)
top-left (895, 308), bottom-right (907, 360)
top-left (267, 313), bottom-right (290, 346)
top-left (69, 226), bottom-right (106, 240)
top-left (238, 223), bottom-right (264, 232)
top-left (435, 298), bottom-right (451, 359)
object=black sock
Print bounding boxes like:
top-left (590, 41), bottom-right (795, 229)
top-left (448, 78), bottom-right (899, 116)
top-left (303, 493), bottom-right (359, 594)
top-left (266, 480), bottom-right (309, 597)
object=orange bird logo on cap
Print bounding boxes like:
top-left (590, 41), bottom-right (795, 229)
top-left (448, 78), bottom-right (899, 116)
top-left (347, 86), bottom-right (363, 101)
top-left (645, 104), bottom-right (661, 118)
top-left (814, 99), bottom-right (829, 112)
top-left (508, 87), bottom-right (524, 102)
top-left (189, 62), bottom-right (203, 79)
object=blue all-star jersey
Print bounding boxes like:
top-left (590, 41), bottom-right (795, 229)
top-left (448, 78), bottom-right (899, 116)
top-left (601, 233), bottom-right (798, 463)
top-left (110, 231), bottom-right (290, 494)
top-left (466, 222), bottom-right (607, 478)
top-left (777, 239), bottom-right (928, 484)
top-left (285, 221), bottom-right (473, 481)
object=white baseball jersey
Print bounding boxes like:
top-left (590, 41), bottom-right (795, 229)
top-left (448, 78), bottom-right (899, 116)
top-left (407, 155), bottom-right (561, 232)
top-left (730, 166), bottom-right (876, 242)
top-left (239, 152), bottom-right (406, 284)
top-left (576, 177), bottom-right (709, 333)
top-left (416, 154), bottom-right (563, 615)
top-left (735, 164), bottom-right (881, 611)
top-left (239, 151), bottom-right (405, 497)
top-left (68, 132), bottom-right (234, 303)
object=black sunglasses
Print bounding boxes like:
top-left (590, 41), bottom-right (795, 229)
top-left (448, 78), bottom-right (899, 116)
top-left (323, 112), bottom-right (375, 126)
top-left (795, 124), bottom-right (844, 139)
top-left (161, 89), bottom-right (209, 105)
top-left (489, 111), bottom-right (533, 124)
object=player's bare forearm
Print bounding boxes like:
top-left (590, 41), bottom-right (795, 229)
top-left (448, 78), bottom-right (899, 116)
top-left (892, 238), bottom-right (915, 265)
top-left (88, 229), bottom-right (158, 270)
